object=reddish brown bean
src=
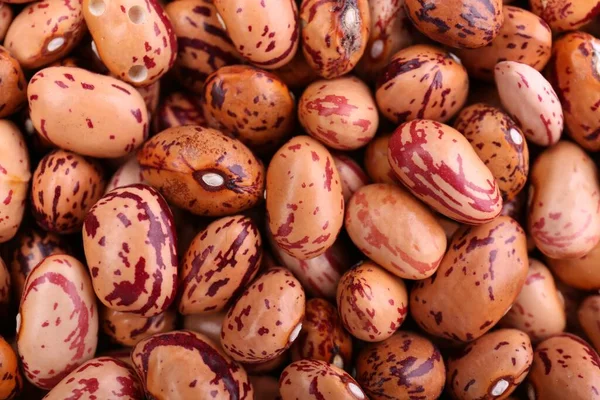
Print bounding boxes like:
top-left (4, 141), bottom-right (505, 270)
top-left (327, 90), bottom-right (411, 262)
top-left (356, 331), bottom-right (445, 400)
top-left (221, 268), bottom-right (305, 364)
top-left (153, 91), bottom-right (206, 132)
top-left (101, 307), bottom-right (176, 347)
top-left (530, 0), bottom-right (600, 32)
top-left (0, 257), bottom-right (9, 316)
top-left (179, 215), bottom-right (262, 315)
top-left (266, 136), bottom-right (344, 260)
top-left (249, 375), bottom-right (281, 400)
top-left (332, 153), bottom-right (370, 203)
top-left (138, 126), bottom-right (265, 217)
top-left (272, 50), bottom-right (319, 90)
top-left (0, 336), bottom-right (21, 400)
top-left (410, 216), bottom-right (528, 342)
top-left (0, 47), bottom-right (26, 118)
top-left (546, 241), bottom-right (600, 290)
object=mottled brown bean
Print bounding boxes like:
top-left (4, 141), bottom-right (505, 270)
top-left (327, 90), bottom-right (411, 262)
top-left (332, 153), bottom-right (370, 203)
top-left (578, 295), bottom-right (600, 353)
top-left (0, 336), bottom-right (21, 400)
top-left (0, 47), bottom-right (26, 118)
top-left (101, 307), bottom-right (176, 347)
top-left (153, 91), bottom-right (206, 133)
top-left (546, 240), bottom-right (600, 291)
top-left (363, 134), bottom-right (398, 184)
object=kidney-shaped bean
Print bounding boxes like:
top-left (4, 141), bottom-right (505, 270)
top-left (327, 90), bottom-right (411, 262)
top-left (0, 47), bottom-right (26, 118)
top-left (546, 240), bottom-right (600, 290)
top-left (101, 307), bottom-right (176, 347)
top-left (0, 336), bottom-right (21, 399)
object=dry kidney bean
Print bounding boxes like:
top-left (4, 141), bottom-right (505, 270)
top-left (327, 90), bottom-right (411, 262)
top-left (495, 61), bottom-right (563, 146)
top-left (183, 311), bottom-right (226, 346)
top-left (345, 183), bottom-right (446, 279)
top-left (279, 359), bottom-right (366, 400)
top-left (17, 254), bottom-right (98, 389)
top-left (266, 136), bottom-right (344, 260)
top-left (5, 0), bottom-right (86, 69)
top-left (363, 134), bottom-right (397, 184)
top-left (0, 120), bottom-right (30, 244)
top-left (388, 119), bottom-right (503, 225)
top-left (500, 259), bottom-right (566, 342)
top-left (28, 66), bottom-right (149, 158)
top-left (31, 149), bottom-right (106, 234)
top-left (100, 307), bottom-right (176, 347)
top-left (299, 76), bottom-right (378, 150)
top-left (82, 184), bottom-right (178, 317)
top-left (290, 298), bottom-right (352, 369)
top-left (336, 261), bottom-right (408, 342)
top-left (453, 103), bottom-right (529, 201)
top-left (165, 0), bottom-right (241, 94)
top-left (528, 141), bottom-right (600, 259)
top-left (272, 50), bottom-right (319, 90)
top-left (83, 0), bottom-right (177, 86)
top-left (202, 65), bottom-right (295, 153)
top-left (455, 6), bottom-right (552, 81)
top-left (154, 91), bottom-right (206, 132)
top-left (546, 240), bottom-right (600, 291)
top-left (0, 336), bottom-right (21, 399)
top-left (132, 330), bottom-right (254, 399)
top-left (527, 333), bottom-right (600, 399)
top-left (0, 47), bottom-right (26, 118)
top-left (178, 215), bottom-right (262, 315)
top-left (221, 267), bottom-right (305, 364)
top-left (44, 357), bottom-right (143, 400)
top-left (332, 153), bottom-right (370, 203)
top-left (213, 0), bottom-right (299, 70)
top-left (243, 351), bottom-right (290, 375)
top-left (530, 0), bottom-right (600, 32)
top-left (0, 4), bottom-right (13, 42)
top-left (105, 155), bottom-right (147, 193)
top-left (376, 45), bottom-right (469, 124)
top-left (138, 125), bottom-right (265, 216)
top-left (299, 0), bottom-right (370, 79)
top-left (404, 0), bottom-right (504, 48)
top-left (136, 80), bottom-right (160, 117)
top-left (578, 295), bottom-right (600, 353)
top-left (446, 329), bottom-right (533, 400)
top-left (356, 331), bottom-right (445, 399)
top-left (411, 216), bottom-right (528, 342)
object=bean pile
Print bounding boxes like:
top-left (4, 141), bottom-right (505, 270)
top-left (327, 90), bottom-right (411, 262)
top-left (0, 0), bottom-right (599, 399)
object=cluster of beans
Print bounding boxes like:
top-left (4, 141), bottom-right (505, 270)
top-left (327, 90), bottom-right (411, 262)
top-left (1, 0), bottom-right (600, 398)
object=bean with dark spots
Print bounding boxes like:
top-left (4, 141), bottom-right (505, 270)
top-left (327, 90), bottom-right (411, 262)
top-left (101, 307), bottom-right (176, 347)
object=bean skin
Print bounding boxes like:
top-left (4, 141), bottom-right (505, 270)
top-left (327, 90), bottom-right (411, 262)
top-left (249, 375), bottom-right (281, 400)
top-left (529, 0), bottom-right (600, 32)
top-left (17, 255), bottom-right (98, 390)
top-left (363, 134), bottom-right (398, 184)
top-left (0, 47), bottom-right (26, 118)
top-left (153, 91), bottom-right (206, 133)
top-left (272, 50), bottom-right (319, 90)
top-left (0, 336), bottom-right (21, 400)
top-left (101, 307), bottom-right (176, 347)
top-left (183, 311), bottom-right (226, 346)
top-left (105, 155), bottom-right (147, 193)
top-left (578, 295), bottom-right (600, 354)
top-left (82, 184), bottom-right (178, 317)
top-left (332, 153), bottom-right (370, 203)
top-left (356, 331), bottom-right (445, 400)
top-left (388, 119), bottom-right (502, 225)
top-left (0, 257), bottom-right (9, 317)
top-left (546, 241), bottom-right (600, 290)
top-left (0, 4), bottom-right (12, 42)
top-left (132, 330), bottom-right (254, 400)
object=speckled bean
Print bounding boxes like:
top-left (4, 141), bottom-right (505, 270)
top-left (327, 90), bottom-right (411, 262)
top-left (83, 0), bottom-right (177, 86)
top-left (546, 241), bottom-right (600, 290)
top-left (410, 216), bottom-right (528, 342)
top-left (0, 47), bottom-right (26, 118)
top-left (528, 141), bottom-right (600, 259)
top-left (153, 91), bottom-right (206, 132)
top-left (101, 307), bottom-right (176, 347)
top-left (17, 255), bottom-right (98, 389)
top-left (132, 330), bottom-right (253, 400)
top-left (266, 136), bottom-right (344, 260)
top-left (82, 184), bottom-right (178, 317)
top-left (530, 0), bottom-right (600, 32)
top-left (336, 261), bottom-right (408, 342)
top-left (221, 267), bottom-right (305, 364)
top-left (179, 215), bottom-right (262, 315)
top-left (332, 153), bottom-right (370, 203)
top-left (136, 80), bottom-right (160, 117)
top-left (376, 45), bottom-right (469, 124)
top-left (28, 66), bottom-right (149, 158)
top-left (345, 183), bottom-right (447, 279)
top-left (0, 336), bottom-right (21, 400)
top-left (388, 119), bottom-right (502, 225)
top-left (138, 125), bottom-right (265, 216)
top-left (299, 76), bottom-right (378, 150)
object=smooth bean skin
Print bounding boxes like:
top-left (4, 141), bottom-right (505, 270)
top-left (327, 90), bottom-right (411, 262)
top-left (105, 156), bottom-right (147, 193)
top-left (5, 0), bottom-right (86, 69)
top-left (17, 255), bottom-right (98, 390)
top-left (500, 259), bottom-right (566, 342)
top-left (0, 4), bottom-right (12, 42)
top-left (0, 337), bottom-right (21, 400)
top-left (345, 183), bottom-right (446, 279)
top-left (154, 91), bottom-right (206, 132)
top-left (527, 334), bottom-right (600, 400)
top-left (202, 65), bottom-right (295, 153)
top-left (183, 311), bottom-right (226, 346)
top-left (336, 261), bottom-right (408, 342)
top-left (0, 47), bottom-right (26, 118)
top-left (267, 136), bottom-right (344, 260)
top-left (578, 295), bottom-right (600, 353)
top-left (453, 103), bottom-right (529, 201)
top-left (411, 216), bottom-right (528, 342)
top-left (404, 0), bottom-right (503, 48)
top-left (495, 61), bottom-right (563, 146)
top-left (363, 134), bottom-right (397, 184)
top-left (221, 268), bottom-right (305, 364)
top-left (137, 80), bottom-right (160, 117)
top-left (9, 228), bottom-right (70, 301)
top-left (300, 0), bottom-right (370, 79)
top-left (165, 0), bottom-right (241, 93)
top-left (530, 0), bottom-right (600, 32)
top-left (179, 215), bottom-right (262, 315)
top-left (455, 6), bottom-right (552, 81)
top-left (82, 184), bottom-right (178, 317)
top-left (132, 330), bottom-right (253, 400)
top-left (28, 66), bottom-right (149, 158)
top-left (43, 357), bottom-right (143, 400)
top-left (83, 0), bottom-right (177, 86)
top-left (332, 153), bottom-right (370, 203)
top-left (388, 119), bottom-right (502, 225)
top-left (272, 50), bottom-right (319, 90)
top-left (528, 141), bottom-right (600, 259)
top-left (214, 0), bottom-right (298, 70)
top-left (356, 331), bottom-right (445, 399)
top-left (138, 126), bottom-right (265, 216)
top-left (376, 45), bottom-right (469, 124)
top-left (279, 359), bottom-right (366, 400)
top-left (290, 298), bottom-right (353, 370)
top-left (0, 120), bottom-right (30, 243)
top-left (31, 150), bottom-right (106, 234)
top-left (546, 241), bottom-right (600, 290)
top-left (299, 77), bottom-right (378, 150)
top-left (101, 307), bottom-right (176, 347)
